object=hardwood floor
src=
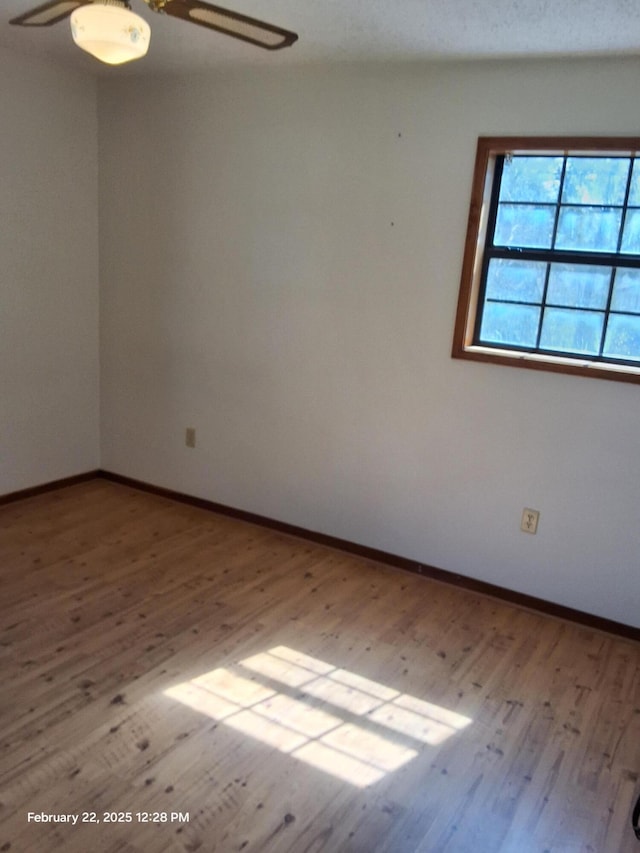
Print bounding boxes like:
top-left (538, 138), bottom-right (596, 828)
top-left (1, 479), bottom-right (639, 852)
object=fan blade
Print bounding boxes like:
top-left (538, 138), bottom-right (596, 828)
top-left (162, 0), bottom-right (298, 50)
top-left (10, 0), bottom-right (92, 26)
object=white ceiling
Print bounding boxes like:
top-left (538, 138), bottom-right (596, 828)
top-left (2, 0), bottom-right (640, 76)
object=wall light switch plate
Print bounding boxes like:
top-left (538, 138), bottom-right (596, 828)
top-left (185, 427), bottom-right (196, 448)
top-left (520, 508), bottom-right (539, 534)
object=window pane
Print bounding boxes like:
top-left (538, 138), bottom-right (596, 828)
top-left (555, 206), bottom-right (622, 253)
top-left (485, 258), bottom-right (546, 303)
top-left (498, 156), bottom-right (563, 203)
top-left (621, 208), bottom-right (640, 254)
top-left (539, 308), bottom-right (604, 355)
top-left (603, 314), bottom-right (640, 361)
top-left (479, 302), bottom-right (540, 347)
top-left (546, 263), bottom-right (611, 309)
top-left (628, 159), bottom-right (640, 206)
top-left (494, 203), bottom-right (555, 248)
top-left (611, 268), bottom-right (640, 313)
top-left (562, 157), bottom-right (630, 205)
top-left (456, 139), bottom-right (640, 379)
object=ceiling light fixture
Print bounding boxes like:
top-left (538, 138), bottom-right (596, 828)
top-left (70, 0), bottom-right (150, 65)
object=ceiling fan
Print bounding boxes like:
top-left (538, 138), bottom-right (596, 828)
top-left (9, 0), bottom-right (298, 65)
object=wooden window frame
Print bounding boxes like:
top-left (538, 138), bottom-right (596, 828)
top-left (452, 136), bottom-right (640, 384)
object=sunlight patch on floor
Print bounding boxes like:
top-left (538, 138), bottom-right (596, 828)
top-left (164, 645), bottom-right (472, 788)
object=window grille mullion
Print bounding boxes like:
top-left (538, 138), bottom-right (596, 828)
top-left (533, 157), bottom-right (567, 349)
top-left (599, 158), bottom-right (634, 357)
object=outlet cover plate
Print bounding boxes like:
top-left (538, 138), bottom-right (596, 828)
top-left (520, 508), bottom-right (539, 534)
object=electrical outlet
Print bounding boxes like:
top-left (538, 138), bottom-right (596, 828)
top-left (520, 508), bottom-right (539, 534)
top-left (185, 427), bottom-right (196, 448)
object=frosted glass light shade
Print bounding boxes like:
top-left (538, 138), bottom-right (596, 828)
top-left (70, 3), bottom-right (150, 65)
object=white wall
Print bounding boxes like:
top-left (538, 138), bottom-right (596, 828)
top-left (0, 48), bottom-right (100, 493)
top-left (98, 58), bottom-right (640, 627)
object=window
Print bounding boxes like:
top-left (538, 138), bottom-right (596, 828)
top-left (452, 137), bottom-right (640, 383)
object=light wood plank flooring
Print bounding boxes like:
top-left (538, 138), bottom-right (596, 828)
top-left (1, 479), bottom-right (640, 852)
